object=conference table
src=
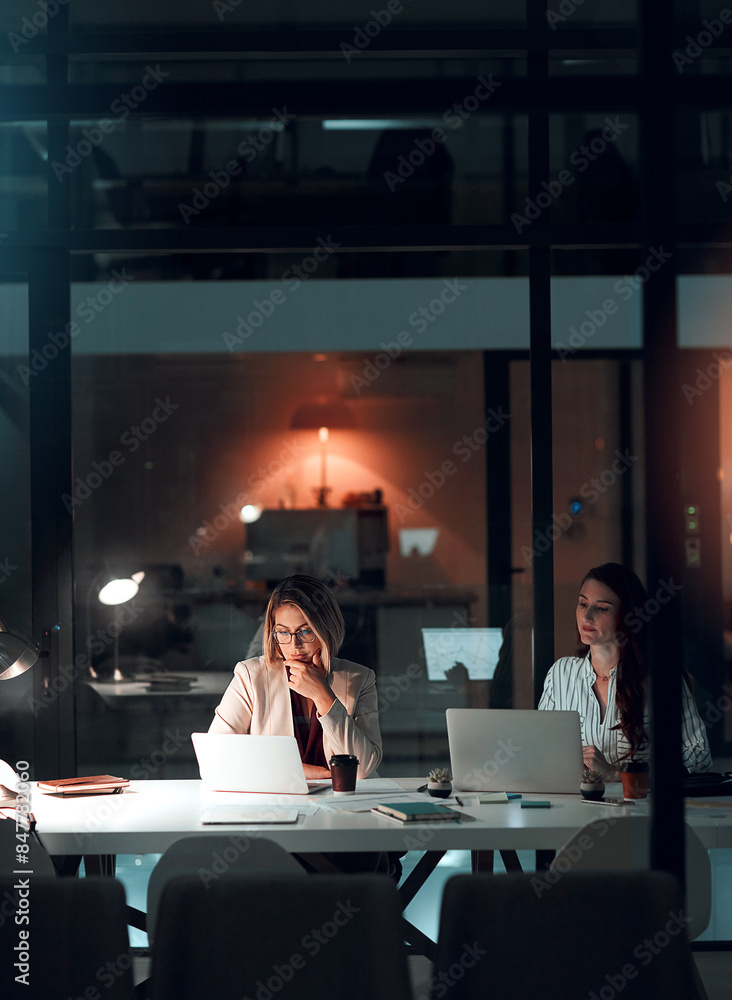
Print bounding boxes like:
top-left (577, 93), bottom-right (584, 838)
top-left (28, 777), bottom-right (732, 856)
top-left (25, 777), bottom-right (732, 958)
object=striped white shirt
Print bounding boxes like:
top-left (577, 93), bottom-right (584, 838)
top-left (538, 655), bottom-right (712, 773)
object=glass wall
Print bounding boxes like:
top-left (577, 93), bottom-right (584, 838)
top-left (68, 253), bottom-right (652, 776)
top-left (0, 124), bottom-right (47, 230)
top-left (70, 256), bottom-right (519, 776)
top-left (3, 9), bottom-right (732, 946)
top-left (57, 110), bottom-right (526, 234)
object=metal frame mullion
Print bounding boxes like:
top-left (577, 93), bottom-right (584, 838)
top-left (639, 4), bottom-right (685, 887)
top-left (0, 225), bottom-right (641, 254)
top-left (527, 2), bottom-right (554, 707)
top-left (28, 247), bottom-right (75, 779)
top-left (1, 27), bottom-right (636, 57)
top-left (484, 353), bottom-right (512, 630)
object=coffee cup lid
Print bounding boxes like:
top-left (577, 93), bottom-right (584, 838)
top-left (621, 761), bottom-right (649, 773)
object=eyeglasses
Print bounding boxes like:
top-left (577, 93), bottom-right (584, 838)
top-left (273, 628), bottom-right (316, 644)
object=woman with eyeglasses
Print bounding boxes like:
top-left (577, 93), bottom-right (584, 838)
top-left (209, 574), bottom-right (382, 779)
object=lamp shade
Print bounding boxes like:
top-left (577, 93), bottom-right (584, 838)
top-left (290, 397), bottom-right (356, 430)
top-left (98, 571), bottom-right (144, 606)
top-left (0, 618), bottom-right (39, 681)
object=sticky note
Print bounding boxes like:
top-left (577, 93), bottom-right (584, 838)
top-left (521, 800), bottom-right (551, 809)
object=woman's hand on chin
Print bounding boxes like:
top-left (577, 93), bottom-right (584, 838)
top-left (303, 764), bottom-right (331, 780)
top-left (286, 651), bottom-right (336, 716)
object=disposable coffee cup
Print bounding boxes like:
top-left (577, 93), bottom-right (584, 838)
top-left (330, 754), bottom-right (359, 794)
top-left (621, 761), bottom-right (649, 800)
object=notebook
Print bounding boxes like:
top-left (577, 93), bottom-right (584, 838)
top-left (372, 801), bottom-right (468, 823)
top-left (191, 733), bottom-right (330, 795)
top-left (446, 708), bottom-right (583, 793)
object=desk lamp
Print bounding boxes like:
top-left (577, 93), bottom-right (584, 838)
top-left (98, 571), bottom-right (144, 607)
top-left (0, 617), bottom-right (39, 681)
top-left (290, 397), bottom-right (355, 507)
top-left (96, 571), bottom-right (144, 680)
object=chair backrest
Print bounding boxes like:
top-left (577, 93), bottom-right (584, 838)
top-left (0, 815), bottom-right (57, 876)
top-left (146, 834), bottom-right (306, 944)
top-left (433, 870), bottom-right (697, 1000)
top-left (0, 875), bottom-right (133, 1000)
top-left (150, 872), bottom-right (412, 1000)
top-left (549, 815), bottom-right (711, 940)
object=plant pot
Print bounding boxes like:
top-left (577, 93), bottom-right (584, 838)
top-left (580, 781), bottom-right (605, 801)
top-left (427, 781), bottom-right (452, 798)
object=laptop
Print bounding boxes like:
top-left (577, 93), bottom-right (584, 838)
top-left (446, 708), bottom-right (583, 793)
top-left (421, 627), bottom-right (503, 682)
top-left (191, 733), bottom-right (330, 795)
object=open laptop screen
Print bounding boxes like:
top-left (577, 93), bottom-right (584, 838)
top-left (421, 627), bottom-right (503, 683)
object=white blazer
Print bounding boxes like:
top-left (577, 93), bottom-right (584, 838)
top-left (208, 654), bottom-right (383, 777)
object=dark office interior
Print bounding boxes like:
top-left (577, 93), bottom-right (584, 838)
top-left (2, 1), bottom-right (732, 997)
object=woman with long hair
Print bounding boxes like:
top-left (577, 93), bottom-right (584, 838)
top-left (539, 563), bottom-right (711, 778)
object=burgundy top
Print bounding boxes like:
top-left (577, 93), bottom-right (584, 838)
top-left (289, 689), bottom-right (328, 768)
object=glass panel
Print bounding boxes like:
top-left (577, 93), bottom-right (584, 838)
top-left (540, 113), bottom-right (639, 228)
top-left (675, 0), bottom-right (732, 71)
top-left (676, 111), bottom-right (732, 223)
top-left (0, 0), bottom-right (59, 37)
top-left (68, 111), bottom-right (527, 230)
top-left (67, 0), bottom-right (526, 30)
top-left (549, 52), bottom-right (637, 75)
top-left (0, 278), bottom-right (33, 773)
top-left (551, 359), bottom-right (645, 659)
top-left (719, 367), bottom-right (732, 747)
top-left (71, 251), bottom-right (530, 777)
top-left (0, 59), bottom-right (46, 84)
top-left (67, 56), bottom-right (518, 85)
top-left (511, 358), bottom-right (645, 707)
top-left (545, 0), bottom-right (637, 28)
top-left (0, 123), bottom-right (48, 229)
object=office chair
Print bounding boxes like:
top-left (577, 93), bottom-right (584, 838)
top-left (150, 872), bottom-right (413, 1000)
top-left (433, 871), bottom-right (697, 1000)
top-left (0, 875), bottom-right (133, 1000)
top-left (549, 815), bottom-right (712, 941)
top-left (145, 834), bottom-right (306, 945)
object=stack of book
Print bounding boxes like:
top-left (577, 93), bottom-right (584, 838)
top-left (371, 801), bottom-right (470, 823)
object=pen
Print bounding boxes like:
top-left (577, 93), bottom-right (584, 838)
top-left (416, 784), bottom-right (428, 793)
top-left (455, 796), bottom-right (464, 807)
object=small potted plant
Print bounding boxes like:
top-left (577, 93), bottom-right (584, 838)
top-left (427, 768), bottom-right (453, 798)
top-left (580, 768), bottom-right (605, 801)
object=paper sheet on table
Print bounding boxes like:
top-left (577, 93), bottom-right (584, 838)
top-left (200, 806), bottom-right (300, 824)
top-left (200, 790), bottom-right (322, 815)
top-left (352, 778), bottom-right (405, 793)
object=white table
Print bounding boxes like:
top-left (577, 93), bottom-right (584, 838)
top-left (28, 778), bottom-right (732, 857)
